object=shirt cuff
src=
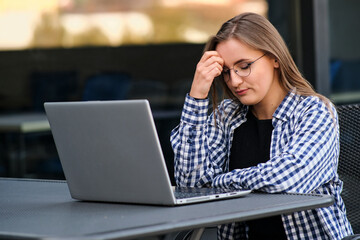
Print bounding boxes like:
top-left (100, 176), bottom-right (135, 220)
top-left (212, 173), bottom-right (228, 188)
top-left (180, 93), bottom-right (209, 125)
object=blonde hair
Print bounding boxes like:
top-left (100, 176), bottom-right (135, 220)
top-left (205, 12), bottom-right (332, 113)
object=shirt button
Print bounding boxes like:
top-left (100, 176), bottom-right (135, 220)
top-left (187, 139), bottom-right (192, 143)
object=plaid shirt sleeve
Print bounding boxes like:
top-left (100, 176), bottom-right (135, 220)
top-left (170, 94), bottom-right (228, 187)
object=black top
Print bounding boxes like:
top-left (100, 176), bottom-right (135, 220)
top-left (229, 110), bottom-right (287, 239)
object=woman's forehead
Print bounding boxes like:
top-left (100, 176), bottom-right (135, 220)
top-left (216, 38), bottom-right (260, 65)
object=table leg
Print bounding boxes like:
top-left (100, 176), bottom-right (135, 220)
top-left (18, 133), bottom-right (26, 177)
top-left (6, 133), bottom-right (26, 178)
top-left (189, 228), bottom-right (205, 240)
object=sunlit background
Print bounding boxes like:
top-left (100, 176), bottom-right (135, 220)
top-left (0, 0), bottom-right (267, 50)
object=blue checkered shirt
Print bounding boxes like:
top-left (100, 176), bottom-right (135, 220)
top-left (171, 91), bottom-right (353, 239)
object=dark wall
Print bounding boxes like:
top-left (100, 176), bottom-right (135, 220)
top-left (0, 43), bottom-right (204, 112)
top-left (0, 43), bottom-right (206, 183)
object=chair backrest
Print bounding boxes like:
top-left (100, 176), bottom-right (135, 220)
top-left (82, 72), bottom-right (131, 101)
top-left (126, 79), bottom-right (168, 110)
top-left (337, 104), bottom-right (360, 233)
top-left (31, 71), bottom-right (78, 112)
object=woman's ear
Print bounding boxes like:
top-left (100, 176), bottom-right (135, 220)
top-left (274, 59), bottom-right (280, 68)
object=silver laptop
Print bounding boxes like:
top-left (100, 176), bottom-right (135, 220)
top-left (44, 100), bottom-right (251, 205)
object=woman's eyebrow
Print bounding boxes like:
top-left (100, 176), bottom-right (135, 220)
top-left (234, 58), bottom-right (250, 64)
top-left (224, 58), bottom-right (250, 68)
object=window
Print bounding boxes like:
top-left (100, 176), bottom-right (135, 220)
top-left (329, 0), bottom-right (360, 104)
top-left (0, 0), bottom-right (267, 50)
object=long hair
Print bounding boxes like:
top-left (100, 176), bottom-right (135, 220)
top-left (205, 12), bottom-right (332, 114)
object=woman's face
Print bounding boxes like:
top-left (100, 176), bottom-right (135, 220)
top-left (216, 38), bottom-right (281, 107)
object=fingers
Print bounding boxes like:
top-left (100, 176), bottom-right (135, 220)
top-left (197, 51), bottom-right (224, 78)
top-left (199, 51), bottom-right (224, 69)
top-left (189, 51), bottom-right (224, 99)
top-left (197, 62), bottom-right (222, 81)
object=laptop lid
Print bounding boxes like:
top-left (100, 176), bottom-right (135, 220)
top-left (45, 100), bottom-right (251, 206)
top-left (45, 100), bottom-right (177, 205)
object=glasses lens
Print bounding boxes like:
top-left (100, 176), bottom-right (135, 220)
top-left (234, 62), bottom-right (251, 77)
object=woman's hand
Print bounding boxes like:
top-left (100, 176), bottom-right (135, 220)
top-left (189, 51), bottom-right (224, 99)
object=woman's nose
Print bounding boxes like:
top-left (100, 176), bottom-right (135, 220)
top-left (229, 71), bottom-right (244, 87)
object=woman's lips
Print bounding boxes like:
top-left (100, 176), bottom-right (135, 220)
top-left (235, 89), bottom-right (248, 96)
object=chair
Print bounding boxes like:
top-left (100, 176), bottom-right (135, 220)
top-left (337, 104), bottom-right (360, 239)
top-left (82, 72), bottom-right (131, 101)
top-left (126, 79), bottom-right (168, 109)
top-left (31, 71), bottom-right (79, 111)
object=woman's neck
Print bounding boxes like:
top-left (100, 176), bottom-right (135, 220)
top-left (251, 86), bottom-right (287, 120)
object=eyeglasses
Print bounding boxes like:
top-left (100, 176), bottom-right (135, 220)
top-left (222, 53), bottom-right (266, 82)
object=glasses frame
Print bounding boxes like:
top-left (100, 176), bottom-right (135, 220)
top-left (222, 53), bottom-right (267, 81)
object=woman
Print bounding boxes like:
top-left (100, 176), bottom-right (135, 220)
top-left (170, 12), bottom-right (353, 239)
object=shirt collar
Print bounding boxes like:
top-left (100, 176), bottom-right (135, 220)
top-left (272, 89), bottom-right (300, 122)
